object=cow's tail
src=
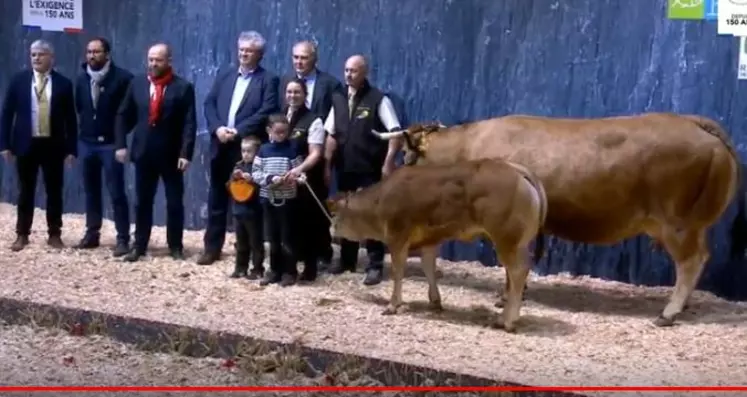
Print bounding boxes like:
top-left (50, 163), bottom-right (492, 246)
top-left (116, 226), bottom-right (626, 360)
top-left (682, 115), bottom-right (744, 257)
top-left (507, 161), bottom-right (549, 265)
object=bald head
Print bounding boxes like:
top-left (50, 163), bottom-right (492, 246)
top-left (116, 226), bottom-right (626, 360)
top-left (147, 42), bottom-right (172, 77)
top-left (344, 54), bottom-right (368, 88)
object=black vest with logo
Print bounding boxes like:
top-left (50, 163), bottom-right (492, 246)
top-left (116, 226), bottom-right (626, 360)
top-left (330, 80), bottom-right (388, 174)
top-left (287, 105), bottom-right (325, 190)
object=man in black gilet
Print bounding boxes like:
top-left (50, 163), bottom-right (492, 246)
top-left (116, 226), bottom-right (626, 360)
top-left (322, 55), bottom-right (403, 286)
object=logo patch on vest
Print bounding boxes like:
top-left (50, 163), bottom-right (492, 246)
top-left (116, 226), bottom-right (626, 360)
top-left (356, 107), bottom-right (371, 119)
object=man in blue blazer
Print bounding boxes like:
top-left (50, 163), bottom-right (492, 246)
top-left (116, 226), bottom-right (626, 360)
top-left (196, 31), bottom-right (280, 266)
top-left (280, 40), bottom-right (344, 272)
top-left (114, 42), bottom-right (197, 262)
top-left (74, 37), bottom-right (133, 257)
top-left (0, 39), bottom-right (77, 252)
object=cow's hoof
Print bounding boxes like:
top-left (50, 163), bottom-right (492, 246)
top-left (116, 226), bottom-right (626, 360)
top-left (428, 300), bottom-right (443, 312)
top-left (653, 315), bottom-right (676, 327)
top-left (491, 320), bottom-right (517, 333)
top-left (382, 305), bottom-right (403, 315)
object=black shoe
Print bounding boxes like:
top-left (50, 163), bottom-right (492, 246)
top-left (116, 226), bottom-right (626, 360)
top-left (363, 268), bottom-right (383, 286)
top-left (112, 242), bottom-right (129, 257)
top-left (318, 258), bottom-right (332, 273)
top-left (196, 251), bottom-right (220, 265)
top-left (246, 269), bottom-right (264, 280)
top-left (170, 248), bottom-right (185, 260)
top-left (259, 271), bottom-right (281, 286)
top-left (230, 268), bottom-right (248, 278)
top-left (74, 235), bottom-right (100, 249)
top-left (298, 271), bottom-right (317, 284)
top-left (124, 249), bottom-right (145, 262)
top-left (328, 262), bottom-right (355, 275)
top-left (10, 235), bottom-right (29, 252)
top-left (47, 235), bottom-right (65, 249)
top-left (279, 273), bottom-right (297, 287)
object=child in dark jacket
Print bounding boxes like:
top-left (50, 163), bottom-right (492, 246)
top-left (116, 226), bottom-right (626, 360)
top-left (230, 136), bottom-right (265, 280)
top-left (252, 114), bottom-right (303, 287)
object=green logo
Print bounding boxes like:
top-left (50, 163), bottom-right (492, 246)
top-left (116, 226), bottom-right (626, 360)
top-left (668, 0), bottom-right (705, 20)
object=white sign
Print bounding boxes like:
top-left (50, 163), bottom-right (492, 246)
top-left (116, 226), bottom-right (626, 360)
top-left (719, 0), bottom-right (747, 35)
top-left (739, 36), bottom-right (747, 80)
top-left (22, 0), bottom-right (83, 32)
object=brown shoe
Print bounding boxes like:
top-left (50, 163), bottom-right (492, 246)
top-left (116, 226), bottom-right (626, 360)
top-left (10, 236), bottom-right (29, 252)
top-left (47, 235), bottom-right (64, 249)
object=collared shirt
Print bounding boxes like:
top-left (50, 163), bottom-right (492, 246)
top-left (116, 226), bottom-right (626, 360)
top-left (323, 93), bottom-right (401, 136)
top-left (297, 69), bottom-right (317, 109)
top-left (227, 67), bottom-right (255, 128)
top-left (30, 69), bottom-right (52, 137)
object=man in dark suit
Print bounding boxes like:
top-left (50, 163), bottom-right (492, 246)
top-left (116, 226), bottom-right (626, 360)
top-left (196, 31), bottom-right (280, 266)
top-left (74, 37), bottom-right (133, 256)
top-left (115, 42), bottom-right (197, 262)
top-left (280, 40), bottom-right (344, 271)
top-left (0, 39), bottom-right (77, 251)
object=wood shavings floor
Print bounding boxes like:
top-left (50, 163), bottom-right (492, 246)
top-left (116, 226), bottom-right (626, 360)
top-left (0, 203), bottom-right (745, 393)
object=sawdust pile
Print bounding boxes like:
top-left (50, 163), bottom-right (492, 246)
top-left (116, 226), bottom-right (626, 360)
top-left (0, 203), bottom-right (746, 391)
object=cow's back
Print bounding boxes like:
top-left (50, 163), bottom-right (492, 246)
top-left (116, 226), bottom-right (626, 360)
top-left (441, 113), bottom-right (739, 243)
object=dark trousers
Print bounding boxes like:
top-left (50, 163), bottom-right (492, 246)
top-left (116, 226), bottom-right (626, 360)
top-left (263, 200), bottom-right (296, 276)
top-left (293, 180), bottom-right (331, 273)
top-left (234, 214), bottom-right (265, 272)
top-left (336, 171), bottom-right (385, 271)
top-left (133, 159), bottom-right (184, 252)
top-left (15, 139), bottom-right (64, 237)
top-left (203, 152), bottom-right (240, 254)
top-left (79, 141), bottom-right (130, 243)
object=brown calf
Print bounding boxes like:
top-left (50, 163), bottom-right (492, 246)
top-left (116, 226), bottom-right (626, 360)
top-left (327, 158), bottom-right (548, 332)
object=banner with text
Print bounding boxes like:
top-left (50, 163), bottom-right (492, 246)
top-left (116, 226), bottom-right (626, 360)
top-left (719, 0), bottom-right (747, 35)
top-left (22, 0), bottom-right (83, 32)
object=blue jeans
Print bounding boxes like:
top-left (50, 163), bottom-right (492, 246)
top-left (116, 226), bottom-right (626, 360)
top-left (80, 141), bottom-right (130, 243)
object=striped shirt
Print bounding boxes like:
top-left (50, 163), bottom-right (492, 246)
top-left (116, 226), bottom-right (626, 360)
top-left (252, 140), bottom-right (303, 201)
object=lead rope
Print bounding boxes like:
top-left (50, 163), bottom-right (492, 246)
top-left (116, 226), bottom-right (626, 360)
top-left (297, 175), bottom-right (334, 223)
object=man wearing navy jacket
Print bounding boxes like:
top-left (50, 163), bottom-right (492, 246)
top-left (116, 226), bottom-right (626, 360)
top-left (115, 42), bottom-right (197, 262)
top-left (196, 30), bottom-right (280, 266)
top-left (0, 39), bottom-right (77, 251)
top-left (74, 37), bottom-right (133, 256)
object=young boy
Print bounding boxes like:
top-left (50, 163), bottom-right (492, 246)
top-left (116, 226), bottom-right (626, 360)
top-left (252, 114), bottom-right (303, 287)
top-left (230, 136), bottom-right (265, 280)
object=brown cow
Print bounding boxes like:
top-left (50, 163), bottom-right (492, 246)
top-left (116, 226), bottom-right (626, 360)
top-left (327, 158), bottom-right (548, 332)
top-left (372, 112), bottom-right (741, 327)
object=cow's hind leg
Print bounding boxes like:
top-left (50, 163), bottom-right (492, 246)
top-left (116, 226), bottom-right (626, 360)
top-left (494, 246), bottom-right (531, 333)
top-left (382, 246), bottom-right (409, 315)
top-left (654, 227), bottom-right (710, 327)
top-left (420, 245), bottom-right (443, 311)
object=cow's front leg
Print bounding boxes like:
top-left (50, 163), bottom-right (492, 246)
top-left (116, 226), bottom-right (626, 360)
top-left (382, 247), bottom-right (408, 315)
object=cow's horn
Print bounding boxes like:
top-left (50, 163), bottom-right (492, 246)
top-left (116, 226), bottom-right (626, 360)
top-left (371, 129), bottom-right (405, 140)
